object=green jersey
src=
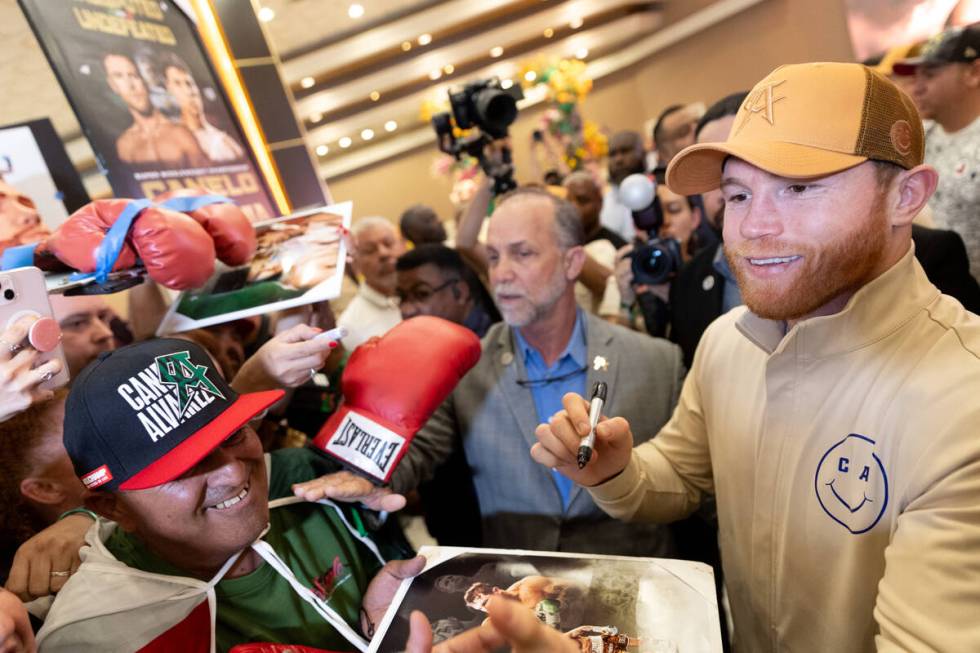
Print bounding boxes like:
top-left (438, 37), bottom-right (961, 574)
top-left (106, 447), bottom-right (382, 652)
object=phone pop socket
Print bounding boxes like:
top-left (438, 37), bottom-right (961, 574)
top-left (7, 311), bottom-right (62, 353)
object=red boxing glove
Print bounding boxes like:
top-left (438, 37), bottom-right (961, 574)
top-left (313, 316), bottom-right (481, 483)
top-left (229, 645), bottom-right (345, 653)
top-left (41, 199), bottom-right (217, 289)
top-left (157, 189), bottom-right (256, 265)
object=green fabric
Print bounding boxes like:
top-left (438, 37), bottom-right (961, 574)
top-left (105, 448), bottom-right (382, 652)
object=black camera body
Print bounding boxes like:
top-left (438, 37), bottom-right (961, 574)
top-left (432, 78), bottom-right (523, 194)
top-left (631, 238), bottom-right (683, 286)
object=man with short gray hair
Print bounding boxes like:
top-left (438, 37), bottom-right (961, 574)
top-left (338, 217), bottom-right (404, 349)
top-left (391, 186), bottom-right (682, 555)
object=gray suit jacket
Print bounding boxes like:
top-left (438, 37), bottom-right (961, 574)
top-left (393, 312), bottom-right (684, 556)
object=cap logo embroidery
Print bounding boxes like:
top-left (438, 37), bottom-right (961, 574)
top-left (155, 351), bottom-right (225, 417)
top-left (733, 79), bottom-right (786, 136)
top-left (889, 120), bottom-right (913, 156)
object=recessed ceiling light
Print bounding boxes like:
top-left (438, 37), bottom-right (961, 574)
top-left (385, 120), bottom-right (398, 132)
top-left (418, 33), bottom-right (432, 46)
top-left (524, 71), bottom-right (537, 82)
top-left (575, 48), bottom-right (589, 59)
top-left (300, 77), bottom-right (315, 89)
top-left (401, 41), bottom-right (412, 51)
top-left (361, 128), bottom-right (375, 141)
top-left (570, 17), bottom-right (584, 29)
top-left (543, 27), bottom-right (555, 38)
top-left (339, 137), bottom-right (352, 148)
top-left (443, 64), bottom-right (455, 74)
top-left (500, 79), bottom-right (514, 89)
top-left (257, 6), bottom-right (275, 22)
top-left (369, 90), bottom-right (381, 101)
top-left (310, 112), bottom-right (322, 123)
top-left (348, 3), bottom-right (364, 19)
top-left (490, 46), bottom-right (504, 58)
top-left (429, 69), bottom-right (442, 80)
top-left (316, 144), bottom-right (329, 156)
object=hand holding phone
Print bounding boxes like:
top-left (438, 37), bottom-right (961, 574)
top-left (0, 267), bottom-right (70, 422)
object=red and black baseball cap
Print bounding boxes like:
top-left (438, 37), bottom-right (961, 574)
top-left (893, 22), bottom-right (979, 75)
top-left (64, 338), bottom-right (283, 491)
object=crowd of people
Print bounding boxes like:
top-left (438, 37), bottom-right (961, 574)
top-left (0, 20), bottom-right (978, 653)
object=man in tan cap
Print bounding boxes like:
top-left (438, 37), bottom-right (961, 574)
top-left (533, 62), bottom-right (980, 652)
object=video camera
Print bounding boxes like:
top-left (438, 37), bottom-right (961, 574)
top-left (431, 78), bottom-right (524, 195)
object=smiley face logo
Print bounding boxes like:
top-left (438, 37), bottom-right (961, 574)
top-left (814, 433), bottom-right (888, 534)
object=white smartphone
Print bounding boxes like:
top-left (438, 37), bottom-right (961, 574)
top-left (0, 266), bottom-right (70, 390)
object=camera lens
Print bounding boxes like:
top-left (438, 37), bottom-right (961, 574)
top-left (3, 288), bottom-right (14, 300)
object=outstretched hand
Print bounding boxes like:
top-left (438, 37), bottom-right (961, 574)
top-left (405, 596), bottom-right (579, 652)
top-left (231, 323), bottom-right (338, 393)
top-left (292, 470), bottom-right (407, 512)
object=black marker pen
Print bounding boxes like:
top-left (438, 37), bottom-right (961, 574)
top-left (577, 381), bottom-right (607, 469)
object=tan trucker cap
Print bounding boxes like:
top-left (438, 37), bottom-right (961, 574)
top-left (666, 62), bottom-right (924, 195)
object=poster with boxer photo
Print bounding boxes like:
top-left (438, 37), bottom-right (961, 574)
top-left (18, 0), bottom-right (277, 222)
top-left (155, 201), bottom-right (350, 335)
top-left (370, 546), bottom-right (723, 653)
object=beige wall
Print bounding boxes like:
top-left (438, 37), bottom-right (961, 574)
top-left (326, 0), bottom-right (856, 227)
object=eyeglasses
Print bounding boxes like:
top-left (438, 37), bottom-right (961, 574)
top-left (515, 365), bottom-right (587, 387)
top-left (396, 278), bottom-right (459, 305)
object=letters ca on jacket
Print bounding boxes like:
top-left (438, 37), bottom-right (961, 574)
top-left (814, 433), bottom-right (889, 534)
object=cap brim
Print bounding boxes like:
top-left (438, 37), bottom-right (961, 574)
top-left (665, 140), bottom-right (867, 195)
top-left (119, 389), bottom-right (284, 490)
top-left (891, 57), bottom-right (924, 76)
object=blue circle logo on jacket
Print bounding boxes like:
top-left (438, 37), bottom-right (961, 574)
top-left (814, 433), bottom-right (889, 534)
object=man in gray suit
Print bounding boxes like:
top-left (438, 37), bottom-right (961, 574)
top-left (390, 186), bottom-right (683, 556)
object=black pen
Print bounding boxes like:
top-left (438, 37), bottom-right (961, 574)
top-left (577, 381), bottom-right (607, 469)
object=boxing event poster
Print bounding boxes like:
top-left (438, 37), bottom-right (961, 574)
top-left (371, 546), bottom-right (723, 653)
top-left (18, 0), bottom-right (277, 222)
top-left (155, 201), bottom-right (350, 335)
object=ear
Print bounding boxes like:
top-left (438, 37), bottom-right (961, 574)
top-left (889, 164), bottom-right (939, 228)
top-left (84, 491), bottom-right (138, 532)
top-left (965, 59), bottom-right (980, 89)
top-left (563, 246), bottom-right (586, 281)
top-left (20, 477), bottom-right (69, 507)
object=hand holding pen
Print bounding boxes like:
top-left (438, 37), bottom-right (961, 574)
top-left (531, 389), bottom-right (636, 487)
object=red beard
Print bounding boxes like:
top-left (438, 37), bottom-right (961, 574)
top-left (725, 202), bottom-right (888, 321)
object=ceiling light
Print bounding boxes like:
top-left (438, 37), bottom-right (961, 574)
top-left (418, 33), bottom-right (432, 46)
top-left (316, 144), bottom-right (329, 156)
top-left (339, 137), bottom-right (352, 149)
top-left (543, 27), bottom-right (555, 38)
top-left (490, 46), bottom-right (504, 58)
top-left (401, 41), bottom-right (412, 51)
top-left (369, 90), bottom-right (381, 101)
top-left (385, 120), bottom-right (398, 132)
top-left (570, 17), bottom-right (584, 29)
top-left (575, 48), bottom-right (589, 59)
top-left (361, 128), bottom-right (375, 141)
top-left (524, 71), bottom-right (537, 82)
top-left (310, 112), bottom-right (322, 123)
top-left (443, 64), bottom-right (455, 74)
top-left (429, 69), bottom-right (442, 80)
top-left (347, 3), bottom-right (364, 19)
top-left (300, 77), bottom-right (315, 89)
top-left (257, 6), bottom-right (275, 22)
top-left (500, 79), bottom-right (514, 89)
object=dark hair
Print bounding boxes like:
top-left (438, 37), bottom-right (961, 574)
top-left (158, 51), bottom-right (191, 80)
top-left (653, 104), bottom-right (685, 146)
top-left (397, 245), bottom-right (501, 321)
top-left (397, 243), bottom-right (466, 274)
top-left (399, 204), bottom-right (439, 237)
top-left (695, 91), bottom-right (750, 138)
